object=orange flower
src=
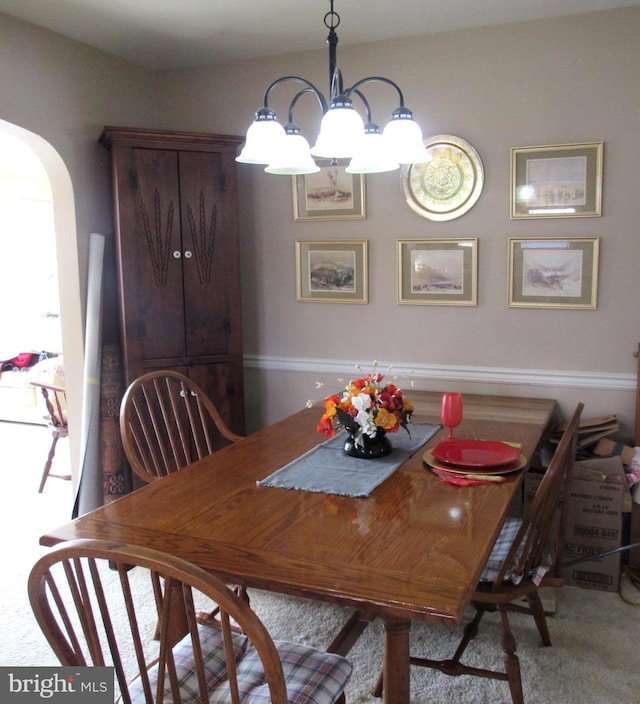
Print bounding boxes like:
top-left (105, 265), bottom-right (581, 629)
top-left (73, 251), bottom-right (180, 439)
top-left (375, 407), bottom-right (399, 432)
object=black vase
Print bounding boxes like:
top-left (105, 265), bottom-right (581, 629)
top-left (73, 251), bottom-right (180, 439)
top-left (343, 428), bottom-right (392, 459)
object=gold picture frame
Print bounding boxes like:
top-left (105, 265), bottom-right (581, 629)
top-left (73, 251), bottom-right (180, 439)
top-left (511, 142), bottom-right (603, 218)
top-left (292, 160), bottom-right (366, 221)
top-left (296, 239), bottom-right (368, 304)
top-left (397, 238), bottom-right (478, 305)
top-left (508, 237), bottom-right (599, 309)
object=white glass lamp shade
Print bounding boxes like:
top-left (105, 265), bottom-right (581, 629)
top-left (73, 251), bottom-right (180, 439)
top-left (264, 128), bottom-right (320, 175)
top-left (382, 108), bottom-right (429, 164)
top-left (311, 96), bottom-right (365, 159)
top-left (346, 124), bottom-right (399, 174)
top-left (236, 110), bottom-right (286, 164)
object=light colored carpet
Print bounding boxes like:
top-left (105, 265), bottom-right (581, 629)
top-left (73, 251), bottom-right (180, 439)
top-left (1, 421), bottom-right (639, 703)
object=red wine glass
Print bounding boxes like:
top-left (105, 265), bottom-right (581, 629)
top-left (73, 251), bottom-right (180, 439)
top-left (441, 392), bottom-right (463, 440)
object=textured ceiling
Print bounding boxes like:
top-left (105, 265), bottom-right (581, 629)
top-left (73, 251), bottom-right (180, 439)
top-left (0, 0), bottom-right (638, 70)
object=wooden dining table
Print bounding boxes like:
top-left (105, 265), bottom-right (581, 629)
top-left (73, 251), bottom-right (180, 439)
top-left (40, 390), bottom-right (556, 704)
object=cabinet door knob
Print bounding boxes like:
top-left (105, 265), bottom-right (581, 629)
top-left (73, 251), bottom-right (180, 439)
top-left (173, 250), bottom-right (181, 259)
top-left (184, 250), bottom-right (193, 259)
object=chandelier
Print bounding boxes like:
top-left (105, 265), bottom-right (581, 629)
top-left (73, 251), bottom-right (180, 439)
top-left (236, 0), bottom-right (429, 175)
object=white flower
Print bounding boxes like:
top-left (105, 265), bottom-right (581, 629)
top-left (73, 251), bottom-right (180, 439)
top-left (355, 409), bottom-right (372, 427)
top-left (351, 393), bottom-right (372, 412)
top-left (363, 420), bottom-right (378, 438)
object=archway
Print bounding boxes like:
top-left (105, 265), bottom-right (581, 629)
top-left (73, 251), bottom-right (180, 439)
top-left (0, 119), bottom-right (84, 485)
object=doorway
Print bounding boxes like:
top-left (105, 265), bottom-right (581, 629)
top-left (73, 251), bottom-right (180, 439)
top-left (0, 132), bottom-right (61, 361)
top-left (0, 119), bottom-right (83, 489)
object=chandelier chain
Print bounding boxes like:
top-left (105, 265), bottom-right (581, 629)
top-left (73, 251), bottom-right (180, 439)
top-left (324, 0), bottom-right (340, 32)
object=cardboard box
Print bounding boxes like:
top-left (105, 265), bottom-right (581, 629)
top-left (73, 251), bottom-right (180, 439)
top-left (524, 456), bottom-right (631, 592)
top-left (629, 502), bottom-right (640, 569)
top-left (593, 438), bottom-right (636, 466)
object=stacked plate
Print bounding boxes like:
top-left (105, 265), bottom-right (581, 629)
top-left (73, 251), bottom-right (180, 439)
top-left (423, 438), bottom-right (527, 480)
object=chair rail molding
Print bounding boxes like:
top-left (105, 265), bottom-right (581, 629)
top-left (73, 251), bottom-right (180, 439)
top-left (243, 354), bottom-right (635, 392)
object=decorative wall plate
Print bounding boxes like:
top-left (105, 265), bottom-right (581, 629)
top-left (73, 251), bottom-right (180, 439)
top-left (401, 135), bottom-right (484, 221)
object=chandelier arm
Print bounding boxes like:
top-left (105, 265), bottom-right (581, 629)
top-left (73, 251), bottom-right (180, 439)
top-left (329, 67), bottom-right (345, 101)
top-left (262, 76), bottom-right (328, 113)
top-left (345, 76), bottom-right (406, 109)
top-left (349, 88), bottom-right (373, 124)
top-left (287, 88), bottom-right (326, 124)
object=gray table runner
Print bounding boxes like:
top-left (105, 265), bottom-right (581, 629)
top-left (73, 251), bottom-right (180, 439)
top-left (257, 422), bottom-right (442, 497)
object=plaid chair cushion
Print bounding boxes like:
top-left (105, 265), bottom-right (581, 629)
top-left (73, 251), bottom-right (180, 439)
top-left (129, 623), bottom-right (248, 704)
top-left (480, 516), bottom-right (523, 583)
top-left (209, 640), bottom-right (352, 704)
top-left (480, 516), bottom-right (552, 586)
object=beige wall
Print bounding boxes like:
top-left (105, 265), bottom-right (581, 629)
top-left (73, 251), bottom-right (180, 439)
top-left (0, 13), bottom-right (158, 290)
top-left (1, 8), bottom-right (638, 439)
top-left (155, 7), bottom-right (640, 434)
top-left (0, 12), bottom-right (158, 472)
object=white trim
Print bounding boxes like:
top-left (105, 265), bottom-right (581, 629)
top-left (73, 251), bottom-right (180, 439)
top-left (243, 354), bottom-right (635, 391)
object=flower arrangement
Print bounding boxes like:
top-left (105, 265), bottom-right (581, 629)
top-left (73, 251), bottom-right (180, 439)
top-left (314, 363), bottom-right (414, 448)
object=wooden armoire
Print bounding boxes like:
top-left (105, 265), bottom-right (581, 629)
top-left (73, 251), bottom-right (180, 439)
top-left (99, 126), bottom-right (245, 435)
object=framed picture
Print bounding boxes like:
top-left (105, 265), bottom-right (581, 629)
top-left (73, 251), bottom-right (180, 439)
top-left (295, 239), bottom-right (368, 303)
top-left (292, 160), bottom-right (366, 221)
top-left (397, 238), bottom-right (478, 305)
top-left (511, 142), bottom-right (603, 218)
top-left (400, 135), bottom-right (484, 221)
top-left (508, 237), bottom-right (599, 309)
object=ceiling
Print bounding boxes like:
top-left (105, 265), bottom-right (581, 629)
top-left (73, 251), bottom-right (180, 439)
top-left (0, 0), bottom-right (638, 70)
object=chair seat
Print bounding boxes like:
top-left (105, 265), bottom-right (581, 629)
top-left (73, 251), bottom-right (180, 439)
top-left (220, 640), bottom-right (352, 704)
top-left (130, 624), bottom-right (248, 703)
top-left (479, 516), bottom-right (552, 587)
top-left (132, 623), bottom-right (352, 704)
top-left (480, 516), bottom-right (522, 583)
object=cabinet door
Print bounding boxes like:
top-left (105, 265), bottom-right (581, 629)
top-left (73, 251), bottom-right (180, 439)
top-left (188, 361), bottom-right (242, 436)
top-left (117, 147), bottom-right (186, 375)
top-left (178, 150), bottom-right (240, 359)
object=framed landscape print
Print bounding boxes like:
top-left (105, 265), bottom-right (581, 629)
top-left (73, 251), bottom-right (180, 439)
top-left (295, 239), bottom-right (368, 303)
top-left (508, 237), bottom-right (599, 309)
top-left (397, 238), bottom-right (478, 305)
top-left (292, 160), bottom-right (366, 221)
top-left (511, 142), bottom-right (603, 218)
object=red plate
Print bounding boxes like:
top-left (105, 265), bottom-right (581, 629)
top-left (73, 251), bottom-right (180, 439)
top-left (431, 439), bottom-right (522, 468)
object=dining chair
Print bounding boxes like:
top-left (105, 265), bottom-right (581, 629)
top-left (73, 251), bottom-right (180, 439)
top-left (371, 402), bottom-right (584, 704)
top-left (120, 370), bottom-right (243, 484)
top-left (28, 538), bottom-right (352, 704)
top-left (120, 370), bottom-right (248, 618)
top-left (30, 380), bottom-right (71, 493)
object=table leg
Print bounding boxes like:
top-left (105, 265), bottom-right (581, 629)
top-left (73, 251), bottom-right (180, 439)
top-left (152, 574), bottom-right (189, 646)
top-left (383, 616), bottom-right (411, 704)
